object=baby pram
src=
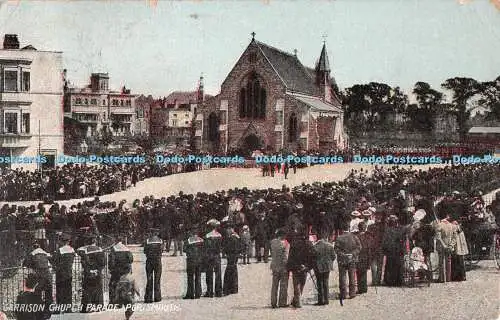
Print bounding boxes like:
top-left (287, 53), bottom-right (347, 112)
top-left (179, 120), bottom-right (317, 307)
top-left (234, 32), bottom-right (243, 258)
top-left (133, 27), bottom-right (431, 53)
top-left (403, 238), bottom-right (432, 287)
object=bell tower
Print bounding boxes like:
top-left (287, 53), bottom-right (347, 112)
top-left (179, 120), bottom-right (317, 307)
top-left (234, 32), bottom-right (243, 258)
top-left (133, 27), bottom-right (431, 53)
top-left (315, 42), bottom-right (332, 103)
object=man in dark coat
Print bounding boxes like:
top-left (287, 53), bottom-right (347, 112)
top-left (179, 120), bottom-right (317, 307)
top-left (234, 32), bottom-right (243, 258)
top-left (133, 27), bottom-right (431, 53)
top-left (286, 230), bottom-right (315, 308)
top-left (355, 221), bottom-right (372, 294)
top-left (15, 274), bottom-right (47, 320)
top-left (222, 227), bottom-right (241, 295)
top-left (367, 207), bottom-right (386, 285)
top-left (381, 215), bottom-right (404, 286)
top-left (50, 234), bottom-right (75, 308)
top-left (253, 214), bottom-right (271, 263)
top-left (312, 231), bottom-right (336, 305)
top-left (283, 162), bottom-right (290, 180)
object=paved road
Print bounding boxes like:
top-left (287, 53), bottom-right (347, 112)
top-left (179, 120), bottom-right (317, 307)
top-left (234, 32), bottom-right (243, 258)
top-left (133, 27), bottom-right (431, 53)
top-left (51, 247), bottom-right (499, 320)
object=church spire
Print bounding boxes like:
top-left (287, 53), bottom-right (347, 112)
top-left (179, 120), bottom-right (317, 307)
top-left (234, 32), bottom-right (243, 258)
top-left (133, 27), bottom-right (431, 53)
top-left (316, 42), bottom-right (330, 72)
top-left (316, 42), bottom-right (332, 103)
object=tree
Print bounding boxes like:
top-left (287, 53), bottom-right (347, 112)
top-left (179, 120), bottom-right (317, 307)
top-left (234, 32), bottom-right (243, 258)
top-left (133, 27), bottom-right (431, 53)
top-left (441, 77), bottom-right (481, 140)
top-left (478, 76), bottom-right (500, 122)
top-left (342, 82), bottom-right (408, 131)
top-left (408, 82), bottom-right (444, 131)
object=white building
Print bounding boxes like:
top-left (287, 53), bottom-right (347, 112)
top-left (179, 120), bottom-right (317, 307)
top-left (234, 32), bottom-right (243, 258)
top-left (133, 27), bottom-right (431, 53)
top-left (169, 109), bottom-right (193, 128)
top-left (0, 34), bottom-right (64, 169)
top-left (65, 73), bottom-right (136, 138)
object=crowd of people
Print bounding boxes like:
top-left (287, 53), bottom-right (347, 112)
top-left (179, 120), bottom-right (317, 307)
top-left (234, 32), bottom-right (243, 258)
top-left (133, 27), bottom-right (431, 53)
top-left (0, 153), bottom-right (203, 202)
top-left (5, 162), bottom-right (500, 319)
top-left (1, 142), bottom-right (497, 202)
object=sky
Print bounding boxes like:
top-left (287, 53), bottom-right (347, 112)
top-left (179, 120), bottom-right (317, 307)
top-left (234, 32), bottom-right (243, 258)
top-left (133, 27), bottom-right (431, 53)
top-left (0, 0), bottom-right (499, 99)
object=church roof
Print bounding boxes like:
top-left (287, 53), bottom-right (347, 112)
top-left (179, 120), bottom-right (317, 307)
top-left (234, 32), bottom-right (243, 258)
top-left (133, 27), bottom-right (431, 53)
top-left (254, 40), bottom-right (319, 96)
top-left (287, 92), bottom-right (342, 113)
top-left (165, 91), bottom-right (199, 104)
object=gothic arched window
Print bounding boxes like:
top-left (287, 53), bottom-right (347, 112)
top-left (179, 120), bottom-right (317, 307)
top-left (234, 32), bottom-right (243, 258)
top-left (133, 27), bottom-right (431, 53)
top-left (239, 72), bottom-right (266, 119)
top-left (208, 112), bottom-right (219, 142)
top-left (289, 113), bottom-right (298, 142)
top-left (239, 88), bottom-right (247, 118)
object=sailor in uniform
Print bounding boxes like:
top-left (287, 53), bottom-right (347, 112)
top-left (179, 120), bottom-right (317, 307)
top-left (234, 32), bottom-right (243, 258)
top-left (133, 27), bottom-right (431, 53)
top-left (51, 233), bottom-right (75, 307)
top-left (203, 219), bottom-right (223, 298)
top-left (144, 228), bottom-right (163, 303)
top-left (23, 242), bottom-right (53, 309)
top-left (77, 234), bottom-right (105, 313)
top-left (183, 225), bottom-right (204, 299)
top-left (109, 237), bottom-right (133, 304)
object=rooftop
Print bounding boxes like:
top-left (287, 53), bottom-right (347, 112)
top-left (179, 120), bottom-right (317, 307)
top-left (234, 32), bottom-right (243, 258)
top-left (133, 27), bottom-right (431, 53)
top-left (254, 40), bottom-right (319, 96)
top-left (468, 126), bottom-right (500, 134)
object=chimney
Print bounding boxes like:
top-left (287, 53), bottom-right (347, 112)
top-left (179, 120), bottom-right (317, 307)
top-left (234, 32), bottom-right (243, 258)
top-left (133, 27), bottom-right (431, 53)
top-left (3, 34), bottom-right (20, 49)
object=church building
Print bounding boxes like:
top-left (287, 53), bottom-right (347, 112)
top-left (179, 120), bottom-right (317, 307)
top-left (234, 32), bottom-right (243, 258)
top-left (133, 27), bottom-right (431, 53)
top-left (195, 34), bottom-right (345, 155)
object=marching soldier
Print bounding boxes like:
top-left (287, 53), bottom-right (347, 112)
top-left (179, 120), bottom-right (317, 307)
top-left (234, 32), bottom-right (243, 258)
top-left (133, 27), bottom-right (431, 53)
top-left (144, 228), bottom-right (163, 303)
top-left (203, 219), bottom-right (223, 298)
top-left (50, 234), bottom-right (75, 308)
top-left (23, 242), bottom-right (53, 309)
top-left (77, 234), bottom-right (105, 313)
top-left (183, 225), bottom-right (204, 299)
top-left (283, 162), bottom-right (289, 180)
top-left (222, 226), bottom-right (241, 295)
top-left (109, 236), bottom-right (133, 304)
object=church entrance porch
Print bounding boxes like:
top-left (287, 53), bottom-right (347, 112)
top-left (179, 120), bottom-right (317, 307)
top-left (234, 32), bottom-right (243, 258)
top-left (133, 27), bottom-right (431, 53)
top-left (238, 133), bottom-right (264, 157)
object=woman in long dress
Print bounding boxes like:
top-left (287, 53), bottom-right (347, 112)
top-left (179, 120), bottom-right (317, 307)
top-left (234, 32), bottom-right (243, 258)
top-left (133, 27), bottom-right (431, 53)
top-left (433, 211), bottom-right (465, 282)
top-left (382, 215), bottom-right (404, 286)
